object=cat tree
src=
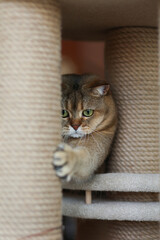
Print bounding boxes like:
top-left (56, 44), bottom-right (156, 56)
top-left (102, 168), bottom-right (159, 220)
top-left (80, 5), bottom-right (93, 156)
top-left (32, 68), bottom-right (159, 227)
top-left (0, 1), bottom-right (159, 240)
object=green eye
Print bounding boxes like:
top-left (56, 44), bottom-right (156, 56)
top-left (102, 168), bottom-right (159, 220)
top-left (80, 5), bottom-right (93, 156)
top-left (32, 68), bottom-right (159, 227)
top-left (82, 109), bottom-right (94, 117)
top-left (62, 109), bottom-right (69, 118)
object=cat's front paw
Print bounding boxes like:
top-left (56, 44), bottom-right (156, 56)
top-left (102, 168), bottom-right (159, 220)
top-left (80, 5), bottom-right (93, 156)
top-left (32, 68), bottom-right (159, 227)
top-left (53, 143), bottom-right (77, 181)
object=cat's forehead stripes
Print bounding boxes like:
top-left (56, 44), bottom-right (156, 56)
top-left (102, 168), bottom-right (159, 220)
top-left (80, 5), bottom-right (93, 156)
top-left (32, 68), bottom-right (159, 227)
top-left (77, 100), bottom-right (83, 112)
top-left (62, 73), bottom-right (107, 114)
top-left (66, 91), bottom-right (83, 117)
top-left (67, 99), bottom-right (72, 111)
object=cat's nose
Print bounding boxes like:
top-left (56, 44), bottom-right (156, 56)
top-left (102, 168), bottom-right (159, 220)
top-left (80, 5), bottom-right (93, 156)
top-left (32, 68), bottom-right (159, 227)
top-left (72, 124), bottom-right (80, 131)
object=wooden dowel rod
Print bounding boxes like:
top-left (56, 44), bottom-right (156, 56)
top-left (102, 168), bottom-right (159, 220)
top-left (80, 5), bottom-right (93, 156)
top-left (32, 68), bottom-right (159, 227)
top-left (85, 190), bottom-right (92, 204)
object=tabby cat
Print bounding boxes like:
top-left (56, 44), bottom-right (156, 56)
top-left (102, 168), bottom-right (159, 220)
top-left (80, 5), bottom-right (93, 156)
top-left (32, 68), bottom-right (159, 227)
top-left (53, 74), bottom-right (117, 182)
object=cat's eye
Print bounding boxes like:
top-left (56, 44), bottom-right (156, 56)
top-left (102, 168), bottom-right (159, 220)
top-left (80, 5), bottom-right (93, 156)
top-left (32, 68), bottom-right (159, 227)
top-left (62, 109), bottom-right (69, 118)
top-left (82, 109), bottom-right (94, 117)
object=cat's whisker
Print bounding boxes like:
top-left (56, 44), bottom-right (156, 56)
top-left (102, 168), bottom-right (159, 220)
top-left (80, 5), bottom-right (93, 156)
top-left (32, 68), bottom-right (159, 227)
top-left (84, 133), bottom-right (88, 145)
top-left (90, 133), bottom-right (101, 152)
top-left (78, 136), bottom-right (83, 145)
top-left (95, 130), bottom-right (114, 136)
top-left (89, 128), bottom-right (107, 139)
top-left (87, 133), bottom-right (89, 143)
top-left (92, 131), bottom-right (108, 139)
top-left (88, 125), bottom-right (113, 138)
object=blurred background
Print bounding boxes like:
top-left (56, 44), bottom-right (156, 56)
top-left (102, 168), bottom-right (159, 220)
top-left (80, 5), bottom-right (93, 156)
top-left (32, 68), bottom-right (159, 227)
top-left (62, 40), bottom-right (105, 78)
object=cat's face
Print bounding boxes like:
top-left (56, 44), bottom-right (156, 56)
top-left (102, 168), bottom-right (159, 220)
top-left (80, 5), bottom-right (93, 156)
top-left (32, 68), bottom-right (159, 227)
top-left (61, 74), bottom-right (116, 139)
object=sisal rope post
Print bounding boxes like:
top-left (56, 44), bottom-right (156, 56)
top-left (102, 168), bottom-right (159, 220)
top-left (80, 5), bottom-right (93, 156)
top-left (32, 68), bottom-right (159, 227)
top-left (104, 27), bottom-right (159, 240)
top-left (158, 6), bottom-right (160, 237)
top-left (0, 1), bottom-right (62, 239)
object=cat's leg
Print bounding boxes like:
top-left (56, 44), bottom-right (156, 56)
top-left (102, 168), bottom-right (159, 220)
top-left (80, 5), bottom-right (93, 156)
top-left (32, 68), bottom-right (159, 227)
top-left (53, 143), bottom-right (93, 182)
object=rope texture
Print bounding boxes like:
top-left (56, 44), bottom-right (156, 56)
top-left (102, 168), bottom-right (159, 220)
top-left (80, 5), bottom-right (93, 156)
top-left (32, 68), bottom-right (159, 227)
top-left (105, 27), bottom-right (159, 200)
top-left (0, 1), bottom-right (61, 239)
top-left (76, 220), bottom-right (160, 240)
top-left (105, 221), bottom-right (160, 240)
top-left (105, 28), bottom-right (159, 174)
top-left (104, 27), bottom-right (159, 239)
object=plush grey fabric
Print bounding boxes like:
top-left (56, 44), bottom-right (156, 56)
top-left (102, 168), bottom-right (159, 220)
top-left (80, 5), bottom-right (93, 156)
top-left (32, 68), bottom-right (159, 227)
top-left (63, 173), bottom-right (160, 221)
top-left (63, 173), bottom-right (160, 192)
top-left (63, 195), bottom-right (160, 221)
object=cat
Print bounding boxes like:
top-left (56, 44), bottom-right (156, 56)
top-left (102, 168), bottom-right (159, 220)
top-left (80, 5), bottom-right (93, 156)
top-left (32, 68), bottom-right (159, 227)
top-left (53, 74), bottom-right (117, 182)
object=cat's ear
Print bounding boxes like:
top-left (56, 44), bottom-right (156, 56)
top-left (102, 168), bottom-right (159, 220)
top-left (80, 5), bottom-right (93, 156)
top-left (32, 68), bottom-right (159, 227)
top-left (82, 75), bottom-right (110, 96)
top-left (92, 84), bottom-right (110, 97)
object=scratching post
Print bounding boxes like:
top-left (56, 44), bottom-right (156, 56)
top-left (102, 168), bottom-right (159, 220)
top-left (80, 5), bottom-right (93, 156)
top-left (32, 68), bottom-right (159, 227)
top-left (104, 28), bottom-right (159, 239)
top-left (0, 1), bottom-right (61, 239)
top-left (105, 28), bottom-right (159, 175)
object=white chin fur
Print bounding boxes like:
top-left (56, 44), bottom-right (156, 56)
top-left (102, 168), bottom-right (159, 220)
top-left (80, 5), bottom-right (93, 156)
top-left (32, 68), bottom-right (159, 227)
top-left (64, 126), bottom-right (86, 138)
top-left (70, 133), bottom-right (84, 138)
